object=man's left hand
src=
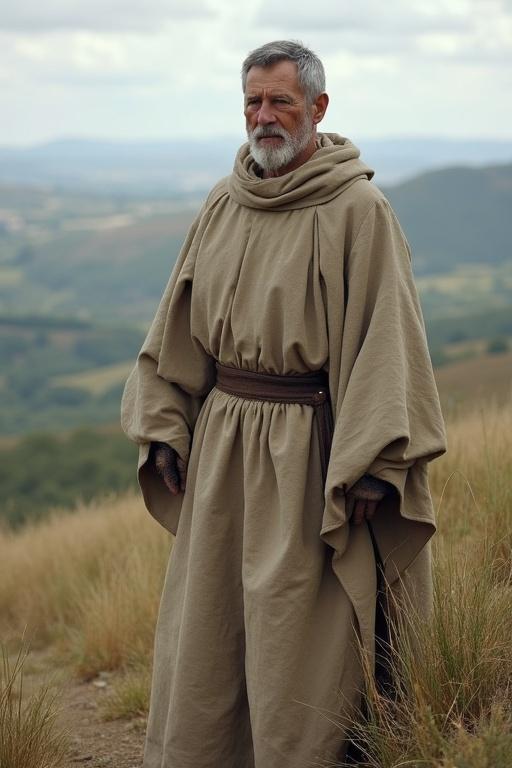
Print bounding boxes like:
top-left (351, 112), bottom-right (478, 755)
top-left (346, 474), bottom-right (393, 525)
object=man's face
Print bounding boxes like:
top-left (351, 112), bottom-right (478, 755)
top-left (244, 60), bottom-right (315, 174)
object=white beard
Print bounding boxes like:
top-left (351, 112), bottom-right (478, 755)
top-left (247, 113), bottom-right (314, 173)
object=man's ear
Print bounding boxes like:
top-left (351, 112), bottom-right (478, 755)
top-left (312, 92), bottom-right (329, 125)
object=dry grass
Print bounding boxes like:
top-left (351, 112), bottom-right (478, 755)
top-left (53, 361), bottom-right (133, 395)
top-left (430, 400), bottom-right (512, 564)
top-left (0, 644), bottom-right (68, 768)
top-left (434, 352), bottom-right (512, 415)
top-left (101, 663), bottom-right (151, 721)
top-left (0, 494), bottom-right (170, 676)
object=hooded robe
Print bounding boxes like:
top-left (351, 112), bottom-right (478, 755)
top-left (121, 133), bottom-right (447, 768)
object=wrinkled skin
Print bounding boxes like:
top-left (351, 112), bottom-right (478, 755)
top-left (346, 474), bottom-right (394, 525)
top-left (149, 441), bottom-right (188, 496)
top-left (149, 441), bottom-right (392, 523)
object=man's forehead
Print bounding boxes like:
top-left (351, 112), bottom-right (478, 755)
top-left (245, 60), bottom-right (303, 95)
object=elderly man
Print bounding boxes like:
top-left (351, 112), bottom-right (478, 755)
top-left (121, 40), bottom-right (446, 768)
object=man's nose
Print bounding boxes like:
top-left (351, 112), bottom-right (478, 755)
top-left (257, 100), bottom-right (276, 125)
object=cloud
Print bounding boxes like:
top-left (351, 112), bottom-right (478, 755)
top-left (253, 0), bottom-right (512, 67)
top-left (0, 0), bottom-right (214, 34)
top-left (0, 0), bottom-right (510, 145)
top-left (256, 0), bottom-right (471, 35)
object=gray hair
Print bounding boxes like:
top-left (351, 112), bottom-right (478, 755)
top-left (241, 40), bottom-right (326, 105)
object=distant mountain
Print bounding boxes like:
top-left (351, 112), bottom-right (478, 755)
top-left (384, 163), bottom-right (512, 274)
top-left (0, 136), bottom-right (511, 193)
top-left (0, 138), bottom-right (241, 196)
top-left (359, 137), bottom-right (512, 185)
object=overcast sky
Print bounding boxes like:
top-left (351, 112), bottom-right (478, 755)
top-left (1, 0), bottom-right (511, 146)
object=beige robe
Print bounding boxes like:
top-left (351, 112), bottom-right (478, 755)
top-left (121, 133), bottom-right (447, 768)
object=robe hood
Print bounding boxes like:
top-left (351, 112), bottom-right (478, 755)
top-left (228, 133), bottom-right (374, 211)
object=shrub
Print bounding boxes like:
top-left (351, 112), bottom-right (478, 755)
top-left (486, 337), bottom-right (509, 355)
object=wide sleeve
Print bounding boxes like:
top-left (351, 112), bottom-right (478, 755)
top-left (121, 203), bottom-right (216, 534)
top-left (320, 196), bottom-right (447, 648)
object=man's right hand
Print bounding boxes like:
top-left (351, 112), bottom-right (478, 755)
top-left (149, 442), bottom-right (187, 495)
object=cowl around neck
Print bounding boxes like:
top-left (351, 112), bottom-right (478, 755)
top-left (227, 132), bottom-right (374, 211)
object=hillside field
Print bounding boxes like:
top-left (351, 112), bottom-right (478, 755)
top-left (1, 163), bottom-right (511, 326)
top-left (0, 345), bottom-right (510, 530)
top-left (0, 162), bottom-right (511, 437)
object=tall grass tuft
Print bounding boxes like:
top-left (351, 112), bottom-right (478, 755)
top-left (344, 554), bottom-right (512, 766)
top-left (0, 644), bottom-right (68, 768)
top-left (341, 400), bottom-right (512, 767)
top-left (101, 663), bottom-right (151, 721)
top-left (439, 705), bottom-right (512, 768)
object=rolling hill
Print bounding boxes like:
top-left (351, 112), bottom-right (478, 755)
top-left (385, 164), bottom-right (512, 274)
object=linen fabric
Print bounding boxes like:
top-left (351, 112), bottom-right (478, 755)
top-left (121, 133), bottom-right (447, 767)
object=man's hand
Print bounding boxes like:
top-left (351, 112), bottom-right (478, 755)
top-left (149, 442), bottom-right (187, 496)
top-left (346, 474), bottom-right (393, 525)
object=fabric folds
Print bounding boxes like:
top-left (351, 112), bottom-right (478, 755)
top-left (121, 130), bottom-right (446, 675)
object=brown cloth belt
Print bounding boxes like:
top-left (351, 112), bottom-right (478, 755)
top-left (215, 361), bottom-right (334, 483)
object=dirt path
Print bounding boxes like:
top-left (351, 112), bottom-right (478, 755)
top-left (21, 649), bottom-right (146, 768)
top-left (59, 674), bottom-right (145, 767)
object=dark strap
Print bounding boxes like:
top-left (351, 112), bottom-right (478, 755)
top-left (215, 361), bottom-right (334, 481)
top-left (368, 520), bottom-right (393, 695)
top-left (215, 361), bottom-right (328, 401)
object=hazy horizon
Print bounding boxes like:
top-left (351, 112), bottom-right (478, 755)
top-left (2, 132), bottom-right (512, 151)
